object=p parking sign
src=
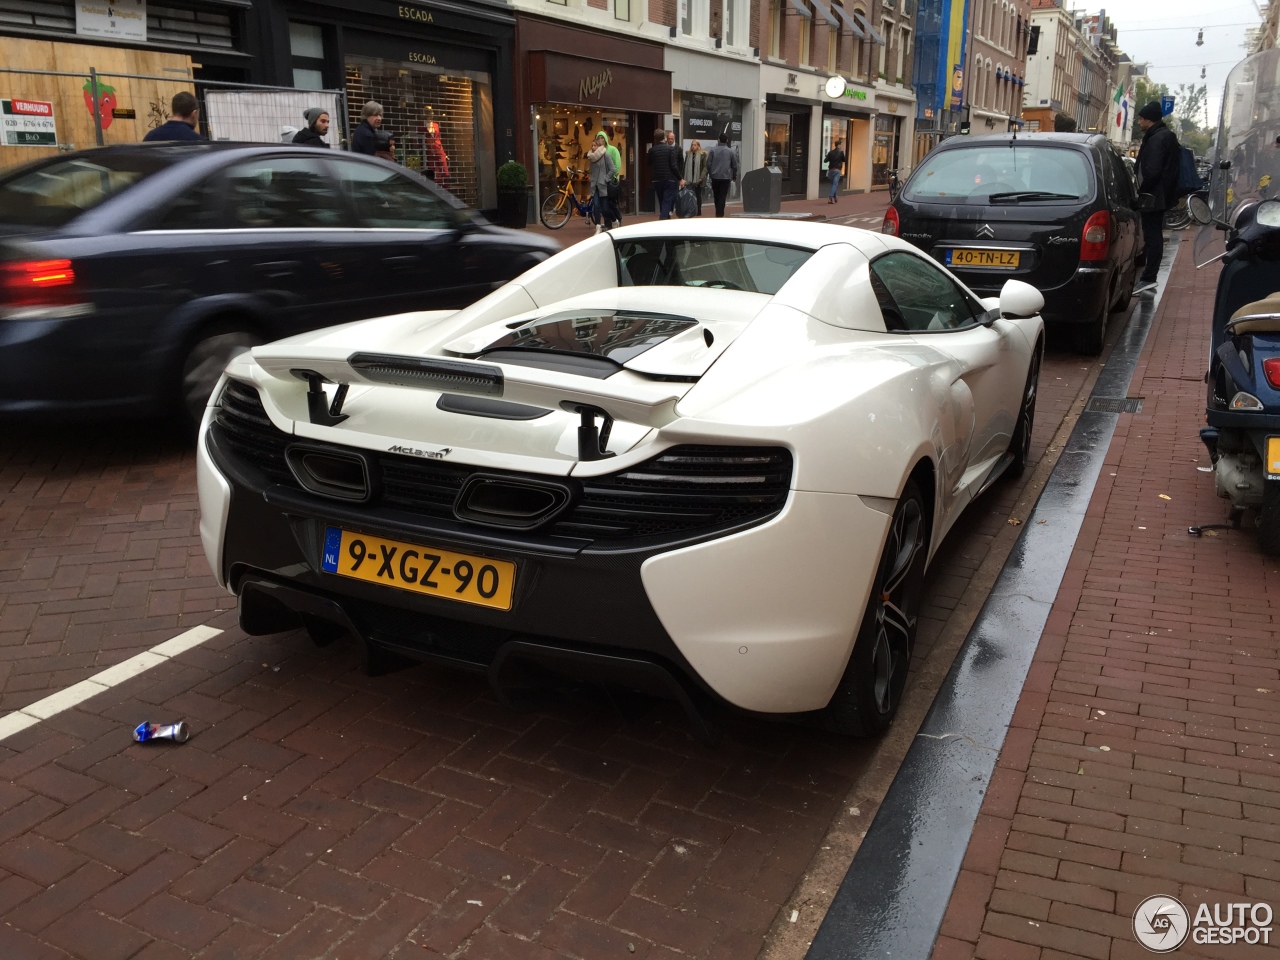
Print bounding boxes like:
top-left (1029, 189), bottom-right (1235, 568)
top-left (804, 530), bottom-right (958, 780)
top-left (1, 99), bottom-right (57, 147)
top-left (1161, 95), bottom-right (1175, 117)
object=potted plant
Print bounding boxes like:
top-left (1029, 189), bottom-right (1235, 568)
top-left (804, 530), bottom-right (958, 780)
top-left (496, 160), bottom-right (529, 228)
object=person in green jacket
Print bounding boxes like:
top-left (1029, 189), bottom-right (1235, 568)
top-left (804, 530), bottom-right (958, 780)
top-left (600, 129), bottom-right (623, 227)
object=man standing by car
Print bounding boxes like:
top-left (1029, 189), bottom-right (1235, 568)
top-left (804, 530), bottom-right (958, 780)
top-left (291, 108), bottom-right (330, 147)
top-left (351, 102), bottom-right (383, 156)
top-left (1134, 101), bottom-right (1180, 295)
top-left (143, 92), bottom-right (203, 142)
top-left (707, 134), bottom-right (739, 218)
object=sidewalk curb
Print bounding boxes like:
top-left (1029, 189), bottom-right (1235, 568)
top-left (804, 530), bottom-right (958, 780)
top-left (805, 241), bottom-right (1184, 960)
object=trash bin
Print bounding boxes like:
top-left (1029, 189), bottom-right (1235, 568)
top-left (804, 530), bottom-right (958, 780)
top-left (741, 165), bottom-right (782, 214)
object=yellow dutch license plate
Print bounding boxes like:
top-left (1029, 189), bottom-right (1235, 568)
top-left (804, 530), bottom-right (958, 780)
top-left (947, 248), bottom-right (1021, 268)
top-left (1268, 436), bottom-right (1280, 478)
top-left (320, 527), bottom-right (516, 611)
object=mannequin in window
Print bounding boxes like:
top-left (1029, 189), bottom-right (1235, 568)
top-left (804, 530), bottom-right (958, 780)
top-left (421, 106), bottom-right (450, 189)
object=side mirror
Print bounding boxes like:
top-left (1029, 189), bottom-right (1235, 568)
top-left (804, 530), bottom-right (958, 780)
top-left (1188, 194), bottom-right (1213, 225)
top-left (998, 279), bottom-right (1044, 320)
top-left (1257, 198), bottom-right (1280, 228)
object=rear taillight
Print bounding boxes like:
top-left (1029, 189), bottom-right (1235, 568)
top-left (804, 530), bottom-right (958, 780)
top-left (1264, 357), bottom-right (1280, 390)
top-left (0, 259), bottom-right (91, 319)
top-left (1080, 211), bottom-right (1110, 261)
top-left (882, 205), bottom-right (900, 236)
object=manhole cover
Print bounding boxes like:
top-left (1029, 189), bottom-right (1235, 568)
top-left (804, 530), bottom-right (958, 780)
top-left (1086, 396), bottom-right (1144, 414)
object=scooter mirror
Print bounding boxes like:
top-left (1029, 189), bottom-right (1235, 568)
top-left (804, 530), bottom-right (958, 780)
top-left (1188, 194), bottom-right (1213, 225)
top-left (1257, 199), bottom-right (1280, 228)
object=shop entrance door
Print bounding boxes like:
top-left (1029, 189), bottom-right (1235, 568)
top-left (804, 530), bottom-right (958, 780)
top-left (787, 111), bottom-right (809, 197)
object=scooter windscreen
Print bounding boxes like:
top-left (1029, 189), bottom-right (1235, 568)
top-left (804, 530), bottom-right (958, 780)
top-left (1196, 49), bottom-right (1280, 267)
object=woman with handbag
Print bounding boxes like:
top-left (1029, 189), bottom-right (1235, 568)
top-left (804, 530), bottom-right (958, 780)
top-left (587, 132), bottom-right (617, 234)
top-left (684, 140), bottom-right (708, 216)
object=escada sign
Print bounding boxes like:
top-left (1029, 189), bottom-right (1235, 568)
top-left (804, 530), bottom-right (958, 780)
top-left (398, 4), bottom-right (434, 22)
top-left (580, 68), bottom-right (613, 102)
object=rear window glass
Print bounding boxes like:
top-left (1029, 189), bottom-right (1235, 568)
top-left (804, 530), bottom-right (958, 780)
top-left (905, 145), bottom-right (1093, 203)
top-left (616, 238), bottom-right (812, 294)
top-left (0, 154), bottom-right (174, 228)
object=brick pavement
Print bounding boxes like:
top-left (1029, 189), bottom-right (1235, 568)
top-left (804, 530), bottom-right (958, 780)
top-left (932, 235), bottom-right (1280, 959)
top-left (0, 206), bottom-right (1107, 960)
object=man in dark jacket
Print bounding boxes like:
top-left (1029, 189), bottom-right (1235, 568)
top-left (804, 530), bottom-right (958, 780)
top-left (351, 101), bottom-right (383, 156)
top-left (648, 129), bottom-right (684, 220)
top-left (143, 92), bottom-right (203, 142)
top-left (292, 108), bottom-right (330, 147)
top-left (1134, 101), bottom-right (1180, 294)
top-left (707, 133), bottom-right (740, 218)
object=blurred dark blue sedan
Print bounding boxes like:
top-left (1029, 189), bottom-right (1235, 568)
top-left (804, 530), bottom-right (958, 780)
top-left (0, 144), bottom-right (556, 425)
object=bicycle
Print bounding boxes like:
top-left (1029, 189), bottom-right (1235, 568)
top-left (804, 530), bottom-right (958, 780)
top-left (887, 169), bottom-right (902, 201)
top-left (540, 168), bottom-right (597, 230)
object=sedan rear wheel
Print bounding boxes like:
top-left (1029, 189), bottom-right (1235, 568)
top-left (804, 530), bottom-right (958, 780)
top-left (824, 479), bottom-right (928, 737)
top-left (1073, 298), bottom-right (1107, 356)
top-left (180, 327), bottom-right (261, 429)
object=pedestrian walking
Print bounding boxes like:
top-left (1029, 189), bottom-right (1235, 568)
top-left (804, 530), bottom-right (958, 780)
top-left (825, 138), bottom-right (846, 204)
top-left (707, 134), bottom-right (740, 218)
top-left (1133, 101), bottom-right (1180, 295)
top-left (143, 91), bottom-right (203, 142)
top-left (601, 129), bottom-right (623, 227)
top-left (374, 129), bottom-right (397, 163)
top-left (351, 101), bottom-right (383, 156)
top-left (684, 140), bottom-right (708, 216)
top-left (648, 129), bottom-right (684, 220)
top-left (587, 132), bottom-right (617, 233)
top-left (291, 108), bottom-right (330, 148)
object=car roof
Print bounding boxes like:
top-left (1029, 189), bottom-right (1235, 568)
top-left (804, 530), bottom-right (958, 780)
top-left (936, 132), bottom-right (1103, 149)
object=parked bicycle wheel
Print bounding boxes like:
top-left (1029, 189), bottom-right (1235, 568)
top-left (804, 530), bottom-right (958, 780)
top-left (540, 191), bottom-right (572, 229)
top-left (1164, 199), bottom-right (1191, 230)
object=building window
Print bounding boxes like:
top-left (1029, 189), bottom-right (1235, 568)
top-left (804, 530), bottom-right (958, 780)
top-left (769, 0), bottom-right (783, 58)
top-left (853, 6), bottom-right (867, 78)
top-left (289, 22), bottom-right (326, 90)
top-left (879, 19), bottom-right (891, 76)
top-left (724, 0), bottom-right (736, 45)
top-left (616, 0), bottom-right (630, 20)
top-left (898, 26), bottom-right (909, 81)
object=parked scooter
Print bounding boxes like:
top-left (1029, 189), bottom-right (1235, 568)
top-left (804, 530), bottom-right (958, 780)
top-left (1189, 48), bottom-right (1280, 553)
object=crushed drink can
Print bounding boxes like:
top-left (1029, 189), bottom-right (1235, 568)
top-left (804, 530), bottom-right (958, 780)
top-left (133, 721), bottom-right (189, 744)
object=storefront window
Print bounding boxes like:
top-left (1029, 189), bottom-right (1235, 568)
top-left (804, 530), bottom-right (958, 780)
top-left (765, 111), bottom-right (792, 173)
top-left (344, 56), bottom-right (496, 210)
top-left (682, 93), bottom-right (743, 202)
top-left (535, 105), bottom-right (631, 211)
top-left (873, 114), bottom-right (900, 185)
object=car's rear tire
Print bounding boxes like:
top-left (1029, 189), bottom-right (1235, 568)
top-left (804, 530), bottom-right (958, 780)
top-left (1112, 265), bottom-right (1134, 313)
top-left (540, 192), bottom-right (571, 229)
top-left (1073, 301), bottom-right (1107, 356)
top-left (1259, 481), bottom-right (1280, 556)
top-left (1006, 342), bottom-right (1041, 479)
top-left (178, 322), bottom-right (261, 431)
top-left (824, 479), bottom-right (928, 737)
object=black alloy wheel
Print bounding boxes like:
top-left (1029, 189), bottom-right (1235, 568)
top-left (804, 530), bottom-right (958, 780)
top-left (1007, 343), bottom-right (1042, 479)
top-left (1073, 296), bottom-right (1108, 356)
top-left (179, 325), bottom-right (261, 430)
top-left (824, 479), bottom-right (929, 736)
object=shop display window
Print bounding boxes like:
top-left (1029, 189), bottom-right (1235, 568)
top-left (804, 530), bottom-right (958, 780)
top-left (345, 56), bottom-right (496, 209)
top-left (873, 114), bottom-right (900, 185)
top-left (535, 104), bottom-right (630, 206)
top-left (822, 116), bottom-right (849, 184)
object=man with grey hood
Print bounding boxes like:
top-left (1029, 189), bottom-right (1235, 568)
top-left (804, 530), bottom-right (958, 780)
top-left (292, 108), bottom-right (330, 147)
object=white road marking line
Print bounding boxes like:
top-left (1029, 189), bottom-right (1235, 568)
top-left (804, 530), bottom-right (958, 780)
top-left (0, 624), bottom-right (225, 742)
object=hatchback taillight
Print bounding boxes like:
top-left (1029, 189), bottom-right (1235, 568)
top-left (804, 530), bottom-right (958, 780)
top-left (0, 259), bottom-right (91, 319)
top-left (882, 205), bottom-right (900, 236)
top-left (1080, 211), bottom-right (1110, 261)
top-left (1264, 357), bottom-right (1280, 390)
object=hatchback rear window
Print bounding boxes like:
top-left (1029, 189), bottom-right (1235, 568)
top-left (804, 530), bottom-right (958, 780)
top-left (0, 153), bottom-right (174, 228)
top-left (905, 145), bottom-right (1093, 204)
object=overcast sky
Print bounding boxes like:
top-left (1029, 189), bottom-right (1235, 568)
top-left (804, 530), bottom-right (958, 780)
top-left (1079, 0), bottom-right (1262, 127)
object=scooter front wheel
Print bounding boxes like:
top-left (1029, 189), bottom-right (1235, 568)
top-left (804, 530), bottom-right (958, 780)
top-left (1259, 480), bottom-right (1280, 556)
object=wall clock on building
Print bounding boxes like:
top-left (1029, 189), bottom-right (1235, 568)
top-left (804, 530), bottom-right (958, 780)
top-left (825, 76), bottom-right (847, 99)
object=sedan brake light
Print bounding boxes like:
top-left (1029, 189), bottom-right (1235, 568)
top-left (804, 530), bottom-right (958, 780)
top-left (1080, 211), bottom-right (1110, 261)
top-left (0, 259), bottom-right (92, 319)
top-left (882, 205), bottom-right (900, 236)
top-left (1264, 357), bottom-right (1280, 390)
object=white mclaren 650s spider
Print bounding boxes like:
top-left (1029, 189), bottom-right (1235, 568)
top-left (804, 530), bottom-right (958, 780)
top-left (197, 218), bottom-right (1044, 737)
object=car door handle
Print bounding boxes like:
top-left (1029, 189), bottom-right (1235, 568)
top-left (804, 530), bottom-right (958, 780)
top-left (252, 260), bottom-right (302, 278)
top-left (383, 255), bottom-right (420, 270)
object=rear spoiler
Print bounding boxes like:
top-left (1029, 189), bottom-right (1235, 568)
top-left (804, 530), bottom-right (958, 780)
top-left (251, 348), bottom-right (684, 449)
